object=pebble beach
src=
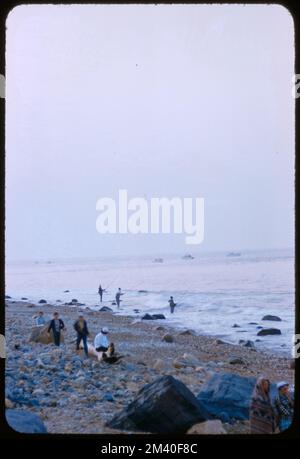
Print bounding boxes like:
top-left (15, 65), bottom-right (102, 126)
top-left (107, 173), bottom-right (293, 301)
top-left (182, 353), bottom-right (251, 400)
top-left (5, 299), bottom-right (294, 434)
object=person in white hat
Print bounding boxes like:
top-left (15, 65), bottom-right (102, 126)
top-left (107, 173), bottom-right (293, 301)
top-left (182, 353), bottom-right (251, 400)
top-left (274, 381), bottom-right (294, 432)
top-left (94, 327), bottom-right (110, 352)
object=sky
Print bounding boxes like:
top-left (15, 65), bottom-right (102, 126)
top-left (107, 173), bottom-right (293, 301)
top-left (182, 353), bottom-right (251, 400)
top-left (5, 4), bottom-right (295, 261)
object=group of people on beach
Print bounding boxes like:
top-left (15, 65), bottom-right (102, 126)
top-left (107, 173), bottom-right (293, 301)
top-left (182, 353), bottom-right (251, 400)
top-left (33, 287), bottom-right (293, 434)
top-left (250, 377), bottom-right (294, 433)
top-left (34, 310), bottom-right (118, 362)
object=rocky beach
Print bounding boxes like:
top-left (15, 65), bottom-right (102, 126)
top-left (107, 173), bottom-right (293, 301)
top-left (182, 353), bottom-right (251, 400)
top-left (5, 299), bottom-right (294, 435)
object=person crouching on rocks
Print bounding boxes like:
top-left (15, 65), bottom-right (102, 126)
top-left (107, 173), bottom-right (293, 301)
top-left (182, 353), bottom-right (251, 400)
top-left (74, 314), bottom-right (89, 358)
top-left (94, 327), bottom-right (110, 352)
top-left (47, 312), bottom-right (65, 346)
top-left (250, 377), bottom-right (275, 434)
top-left (274, 381), bottom-right (294, 432)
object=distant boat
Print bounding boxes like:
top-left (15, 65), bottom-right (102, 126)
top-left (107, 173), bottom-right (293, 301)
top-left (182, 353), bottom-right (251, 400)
top-left (182, 254), bottom-right (194, 260)
top-left (153, 258), bottom-right (164, 263)
top-left (227, 252), bottom-right (241, 257)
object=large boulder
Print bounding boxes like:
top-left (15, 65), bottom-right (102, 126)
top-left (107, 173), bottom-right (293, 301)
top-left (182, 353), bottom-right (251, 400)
top-left (6, 409), bottom-right (47, 433)
top-left (197, 372), bottom-right (257, 422)
top-left (29, 321), bottom-right (65, 345)
top-left (197, 373), bottom-right (278, 423)
top-left (106, 375), bottom-right (209, 433)
top-left (262, 315), bottom-right (282, 322)
top-left (257, 328), bottom-right (281, 336)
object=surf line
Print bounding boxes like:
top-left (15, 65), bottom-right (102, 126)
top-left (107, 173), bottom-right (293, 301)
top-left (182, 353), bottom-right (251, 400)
top-left (96, 189), bottom-right (204, 245)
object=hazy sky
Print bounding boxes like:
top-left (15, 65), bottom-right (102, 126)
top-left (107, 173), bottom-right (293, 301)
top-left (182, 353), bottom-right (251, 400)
top-left (6, 4), bottom-right (295, 260)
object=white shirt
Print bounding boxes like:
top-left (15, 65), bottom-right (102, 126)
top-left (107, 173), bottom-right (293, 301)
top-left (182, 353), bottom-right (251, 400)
top-left (94, 332), bottom-right (109, 349)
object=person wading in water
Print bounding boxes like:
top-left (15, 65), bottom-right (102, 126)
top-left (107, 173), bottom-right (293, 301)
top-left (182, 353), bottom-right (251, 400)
top-left (168, 296), bottom-right (176, 314)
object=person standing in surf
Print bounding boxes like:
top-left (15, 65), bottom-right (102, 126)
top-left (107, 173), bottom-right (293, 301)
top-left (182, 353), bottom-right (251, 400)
top-left (98, 284), bottom-right (105, 303)
top-left (168, 296), bottom-right (176, 314)
top-left (115, 288), bottom-right (124, 308)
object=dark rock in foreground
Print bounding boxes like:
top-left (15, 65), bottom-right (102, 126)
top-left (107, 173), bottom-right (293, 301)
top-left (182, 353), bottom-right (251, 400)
top-left (107, 375), bottom-right (209, 433)
top-left (99, 306), bottom-right (113, 312)
top-left (197, 372), bottom-right (257, 422)
top-left (38, 299), bottom-right (47, 304)
top-left (6, 409), bottom-right (47, 433)
top-left (262, 315), bottom-right (282, 322)
top-left (257, 328), bottom-right (281, 336)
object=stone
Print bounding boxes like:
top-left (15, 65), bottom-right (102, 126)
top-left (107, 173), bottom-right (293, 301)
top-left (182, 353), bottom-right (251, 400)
top-left (21, 297), bottom-right (28, 301)
top-left (103, 393), bottom-right (114, 402)
top-left (187, 420), bottom-right (227, 435)
top-left (239, 340), bottom-right (255, 348)
top-left (142, 313), bottom-right (154, 320)
top-left (6, 409), bottom-right (47, 433)
top-left (162, 334), bottom-right (174, 343)
top-left (178, 329), bottom-right (195, 336)
top-left (214, 339), bottom-right (226, 345)
top-left (232, 324), bottom-right (240, 328)
top-left (99, 306), bottom-right (113, 312)
top-left (155, 326), bottom-right (165, 331)
top-left (229, 357), bottom-right (246, 365)
top-left (257, 328), bottom-right (281, 336)
top-left (29, 322), bottom-right (65, 345)
top-left (262, 315), bottom-right (282, 322)
top-left (71, 299), bottom-right (78, 303)
top-left (106, 375), bottom-right (209, 433)
top-left (152, 314), bottom-right (166, 320)
top-left (153, 359), bottom-right (164, 372)
top-left (64, 290), bottom-right (70, 293)
top-left (197, 372), bottom-right (259, 422)
top-left (5, 398), bottom-right (14, 409)
top-left (5, 295), bottom-right (11, 299)
top-left (32, 389), bottom-right (44, 396)
top-left (38, 299), bottom-right (47, 304)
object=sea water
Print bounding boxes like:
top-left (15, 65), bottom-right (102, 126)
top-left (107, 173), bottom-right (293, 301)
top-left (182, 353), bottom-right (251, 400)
top-left (5, 249), bottom-right (294, 356)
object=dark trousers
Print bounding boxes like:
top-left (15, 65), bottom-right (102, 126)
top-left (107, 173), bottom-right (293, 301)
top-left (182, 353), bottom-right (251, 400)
top-left (53, 331), bottom-right (61, 346)
top-left (170, 306), bottom-right (175, 314)
top-left (99, 293), bottom-right (103, 302)
top-left (76, 334), bottom-right (88, 356)
top-left (96, 346), bottom-right (108, 352)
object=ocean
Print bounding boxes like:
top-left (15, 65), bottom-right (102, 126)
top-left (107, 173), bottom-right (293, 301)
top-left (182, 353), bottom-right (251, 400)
top-left (5, 249), bottom-right (294, 356)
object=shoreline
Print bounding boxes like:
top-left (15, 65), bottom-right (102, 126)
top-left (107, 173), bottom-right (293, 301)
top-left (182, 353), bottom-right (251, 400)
top-left (5, 300), bottom-right (294, 434)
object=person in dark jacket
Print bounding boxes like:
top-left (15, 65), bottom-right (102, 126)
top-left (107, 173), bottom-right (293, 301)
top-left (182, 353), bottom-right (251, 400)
top-left (74, 314), bottom-right (89, 357)
top-left (98, 284), bottom-right (106, 303)
top-left (47, 312), bottom-right (65, 346)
